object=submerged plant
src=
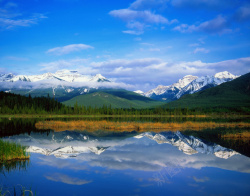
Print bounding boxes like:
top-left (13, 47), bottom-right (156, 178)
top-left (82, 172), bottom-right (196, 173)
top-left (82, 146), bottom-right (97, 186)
top-left (0, 185), bottom-right (34, 196)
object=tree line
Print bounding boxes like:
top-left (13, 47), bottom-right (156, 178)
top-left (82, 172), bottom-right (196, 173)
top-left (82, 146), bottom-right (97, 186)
top-left (0, 91), bottom-right (245, 115)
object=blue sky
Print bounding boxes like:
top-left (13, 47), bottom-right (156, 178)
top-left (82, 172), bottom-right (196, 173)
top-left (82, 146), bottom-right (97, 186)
top-left (0, 0), bottom-right (249, 91)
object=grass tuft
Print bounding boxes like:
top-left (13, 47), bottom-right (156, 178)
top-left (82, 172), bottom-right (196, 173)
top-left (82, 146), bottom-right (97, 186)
top-left (0, 139), bottom-right (29, 163)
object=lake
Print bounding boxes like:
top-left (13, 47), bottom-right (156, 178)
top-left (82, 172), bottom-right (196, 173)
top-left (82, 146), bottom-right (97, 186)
top-left (1, 118), bottom-right (250, 196)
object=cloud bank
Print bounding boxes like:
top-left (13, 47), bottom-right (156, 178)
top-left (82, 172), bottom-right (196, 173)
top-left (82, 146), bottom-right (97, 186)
top-left (0, 2), bottom-right (47, 30)
top-left (1, 57), bottom-right (249, 92)
top-left (109, 0), bottom-right (177, 35)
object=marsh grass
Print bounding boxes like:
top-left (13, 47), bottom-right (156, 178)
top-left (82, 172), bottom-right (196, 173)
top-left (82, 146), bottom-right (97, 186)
top-left (35, 120), bottom-right (250, 132)
top-left (0, 140), bottom-right (29, 163)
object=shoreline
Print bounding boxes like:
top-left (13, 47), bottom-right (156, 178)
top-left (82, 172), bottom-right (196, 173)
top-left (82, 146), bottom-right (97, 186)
top-left (1, 114), bottom-right (249, 119)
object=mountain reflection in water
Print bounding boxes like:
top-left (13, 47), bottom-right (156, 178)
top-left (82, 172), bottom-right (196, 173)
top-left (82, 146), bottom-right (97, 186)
top-left (1, 130), bottom-right (250, 196)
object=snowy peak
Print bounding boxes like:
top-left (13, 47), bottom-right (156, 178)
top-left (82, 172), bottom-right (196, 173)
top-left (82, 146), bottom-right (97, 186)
top-left (175, 71), bottom-right (238, 99)
top-left (0, 69), bottom-right (110, 84)
top-left (144, 75), bottom-right (198, 99)
top-left (135, 132), bottom-right (239, 159)
top-left (90, 74), bottom-right (110, 82)
top-left (175, 75), bottom-right (199, 89)
top-left (144, 71), bottom-right (237, 101)
top-left (214, 71), bottom-right (237, 79)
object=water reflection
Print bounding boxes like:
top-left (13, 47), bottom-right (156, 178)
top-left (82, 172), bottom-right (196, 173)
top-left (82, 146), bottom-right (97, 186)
top-left (3, 131), bottom-right (250, 173)
top-left (1, 129), bottom-right (250, 196)
top-left (0, 160), bottom-right (29, 174)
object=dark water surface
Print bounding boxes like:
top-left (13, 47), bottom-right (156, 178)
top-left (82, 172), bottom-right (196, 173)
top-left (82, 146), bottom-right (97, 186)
top-left (0, 118), bottom-right (250, 196)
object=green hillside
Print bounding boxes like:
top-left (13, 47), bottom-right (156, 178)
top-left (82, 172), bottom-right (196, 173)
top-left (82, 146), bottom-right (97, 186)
top-left (63, 89), bottom-right (164, 109)
top-left (165, 72), bottom-right (250, 110)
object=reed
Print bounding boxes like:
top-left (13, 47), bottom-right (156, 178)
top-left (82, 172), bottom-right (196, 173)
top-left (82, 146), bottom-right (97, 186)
top-left (35, 120), bottom-right (250, 132)
top-left (0, 139), bottom-right (29, 162)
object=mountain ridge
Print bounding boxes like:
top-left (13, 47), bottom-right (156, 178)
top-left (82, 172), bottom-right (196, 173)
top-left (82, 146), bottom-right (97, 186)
top-left (165, 72), bottom-right (250, 110)
top-left (136, 71), bottom-right (238, 101)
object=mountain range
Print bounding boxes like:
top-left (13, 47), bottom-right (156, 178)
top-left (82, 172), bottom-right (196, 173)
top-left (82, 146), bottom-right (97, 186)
top-left (0, 70), bottom-right (116, 102)
top-left (135, 71), bottom-right (238, 102)
top-left (0, 70), bottom-right (241, 108)
top-left (0, 70), bottom-right (110, 83)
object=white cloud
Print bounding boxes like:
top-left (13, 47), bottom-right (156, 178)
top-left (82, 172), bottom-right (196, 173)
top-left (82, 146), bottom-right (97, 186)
top-left (88, 57), bottom-right (250, 91)
top-left (0, 1), bottom-right (47, 30)
top-left (45, 173), bottom-right (92, 185)
top-left (173, 15), bottom-right (231, 34)
top-left (130, 0), bottom-right (169, 10)
top-left (123, 30), bottom-right (144, 35)
top-left (40, 58), bottom-right (89, 72)
top-left (0, 13), bottom-right (47, 30)
top-left (109, 9), bottom-right (169, 24)
top-left (46, 44), bottom-right (94, 55)
top-left (109, 0), bottom-right (177, 35)
top-left (90, 58), bottom-right (162, 68)
top-left (193, 47), bottom-right (210, 54)
top-left (33, 57), bottom-right (250, 92)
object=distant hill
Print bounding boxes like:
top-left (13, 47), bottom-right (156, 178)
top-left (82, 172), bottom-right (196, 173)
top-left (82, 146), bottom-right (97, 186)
top-left (63, 89), bottom-right (164, 109)
top-left (165, 72), bottom-right (250, 110)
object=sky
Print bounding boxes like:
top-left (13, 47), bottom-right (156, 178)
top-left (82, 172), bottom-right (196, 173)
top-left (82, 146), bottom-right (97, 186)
top-left (0, 0), bottom-right (250, 91)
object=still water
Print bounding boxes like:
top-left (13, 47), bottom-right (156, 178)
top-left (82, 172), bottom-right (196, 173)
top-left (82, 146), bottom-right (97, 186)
top-left (1, 119), bottom-right (250, 196)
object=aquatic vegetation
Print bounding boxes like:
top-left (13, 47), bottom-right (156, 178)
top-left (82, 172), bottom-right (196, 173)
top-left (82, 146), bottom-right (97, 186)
top-left (0, 140), bottom-right (29, 162)
top-left (35, 120), bottom-right (250, 132)
top-left (0, 185), bottom-right (34, 196)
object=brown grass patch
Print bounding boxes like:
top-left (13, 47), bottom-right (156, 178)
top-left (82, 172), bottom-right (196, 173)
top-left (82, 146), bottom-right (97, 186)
top-left (35, 120), bottom-right (250, 132)
top-left (221, 132), bottom-right (250, 139)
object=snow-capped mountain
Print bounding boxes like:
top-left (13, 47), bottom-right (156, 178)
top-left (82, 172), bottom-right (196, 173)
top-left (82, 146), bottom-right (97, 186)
top-left (0, 70), bottom-right (113, 100)
top-left (0, 69), bottom-right (110, 83)
top-left (142, 71), bottom-right (237, 101)
top-left (27, 145), bottom-right (109, 158)
top-left (143, 75), bottom-right (198, 101)
top-left (135, 131), bottom-right (239, 159)
top-left (175, 71), bottom-right (238, 99)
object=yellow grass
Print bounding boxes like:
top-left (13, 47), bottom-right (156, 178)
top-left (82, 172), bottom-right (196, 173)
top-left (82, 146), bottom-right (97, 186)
top-left (221, 132), bottom-right (250, 139)
top-left (35, 120), bottom-right (250, 132)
